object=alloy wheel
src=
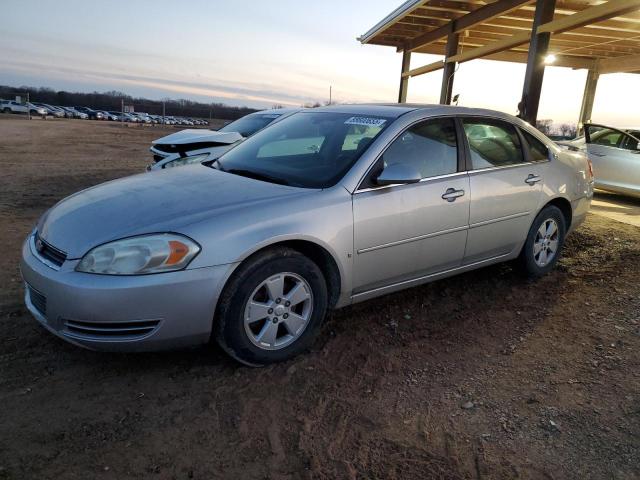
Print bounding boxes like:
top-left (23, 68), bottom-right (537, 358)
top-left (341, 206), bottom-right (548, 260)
top-left (533, 218), bottom-right (559, 267)
top-left (243, 272), bottom-right (313, 350)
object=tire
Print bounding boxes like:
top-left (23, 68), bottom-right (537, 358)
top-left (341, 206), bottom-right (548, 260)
top-left (517, 205), bottom-right (566, 278)
top-left (2, 108), bottom-right (10, 114)
top-left (214, 247), bottom-right (328, 366)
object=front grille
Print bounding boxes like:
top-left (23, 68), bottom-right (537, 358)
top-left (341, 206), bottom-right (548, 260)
top-left (64, 319), bottom-right (160, 339)
top-left (35, 234), bottom-right (67, 267)
top-left (27, 285), bottom-right (47, 316)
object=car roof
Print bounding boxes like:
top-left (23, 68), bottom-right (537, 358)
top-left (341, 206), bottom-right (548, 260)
top-left (310, 103), bottom-right (526, 124)
top-left (250, 108), bottom-right (301, 116)
top-left (311, 103), bottom-right (418, 118)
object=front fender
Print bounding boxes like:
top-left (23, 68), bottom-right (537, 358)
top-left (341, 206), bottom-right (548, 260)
top-left (182, 187), bottom-right (354, 306)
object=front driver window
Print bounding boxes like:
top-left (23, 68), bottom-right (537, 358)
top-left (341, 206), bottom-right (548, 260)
top-left (370, 117), bottom-right (458, 185)
top-left (463, 119), bottom-right (524, 169)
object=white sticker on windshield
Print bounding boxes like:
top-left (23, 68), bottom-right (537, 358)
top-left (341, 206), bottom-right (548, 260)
top-left (344, 116), bottom-right (387, 128)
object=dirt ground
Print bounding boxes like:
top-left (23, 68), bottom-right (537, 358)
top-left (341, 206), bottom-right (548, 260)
top-left (0, 115), bottom-right (639, 480)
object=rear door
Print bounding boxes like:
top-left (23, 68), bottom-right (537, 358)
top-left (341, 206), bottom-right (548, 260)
top-left (462, 118), bottom-right (546, 264)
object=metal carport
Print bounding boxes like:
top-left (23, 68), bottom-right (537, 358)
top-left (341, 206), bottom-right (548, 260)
top-left (359, 0), bottom-right (640, 130)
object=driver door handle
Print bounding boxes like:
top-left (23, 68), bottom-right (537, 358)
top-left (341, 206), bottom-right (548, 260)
top-left (525, 174), bottom-right (541, 185)
top-left (442, 188), bottom-right (465, 202)
top-left (591, 153), bottom-right (606, 157)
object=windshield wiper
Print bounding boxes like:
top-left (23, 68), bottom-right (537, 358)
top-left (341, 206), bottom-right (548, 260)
top-left (224, 168), bottom-right (294, 187)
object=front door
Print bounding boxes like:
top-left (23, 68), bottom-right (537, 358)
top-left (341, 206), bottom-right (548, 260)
top-left (352, 117), bottom-right (469, 293)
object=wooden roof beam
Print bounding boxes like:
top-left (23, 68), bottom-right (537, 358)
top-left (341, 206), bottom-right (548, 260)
top-left (537, 0), bottom-right (640, 35)
top-left (445, 31), bottom-right (532, 63)
top-left (405, 0), bottom-right (535, 52)
top-left (597, 53), bottom-right (640, 73)
top-left (402, 60), bottom-right (445, 78)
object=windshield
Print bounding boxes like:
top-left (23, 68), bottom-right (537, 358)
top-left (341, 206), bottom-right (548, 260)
top-left (215, 111), bottom-right (391, 188)
top-left (218, 113), bottom-right (282, 137)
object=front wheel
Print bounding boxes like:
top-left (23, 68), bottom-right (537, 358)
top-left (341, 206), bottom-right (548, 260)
top-left (2, 108), bottom-right (10, 114)
top-left (517, 205), bottom-right (566, 278)
top-left (214, 247), bottom-right (328, 366)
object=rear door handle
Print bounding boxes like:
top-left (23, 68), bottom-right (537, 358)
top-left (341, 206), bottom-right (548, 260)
top-left (442, 188), bottom-right (465, 202)
top-left (591, 153), bottom-right (606, 157)
top-left (525, 174), bottom-right (541, 185)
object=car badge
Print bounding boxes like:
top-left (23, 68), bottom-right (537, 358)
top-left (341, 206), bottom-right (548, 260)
top-left (35, 238), bottom-right (44, 252)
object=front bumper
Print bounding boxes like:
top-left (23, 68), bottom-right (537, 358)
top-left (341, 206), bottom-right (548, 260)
top-left (20, 235), bottom-right (237, 352)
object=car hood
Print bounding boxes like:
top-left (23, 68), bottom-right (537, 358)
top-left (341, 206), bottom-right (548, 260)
top-left (37, 166), bottom-right (311, 259)
top-left (152, 129), bottom-right (243, 146)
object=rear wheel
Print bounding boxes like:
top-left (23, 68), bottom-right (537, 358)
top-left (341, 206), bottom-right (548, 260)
top-left (2, 108), bottom-right (10, 114)
top-left (517, 205), bottom-right (566, 277)
top-left (214, 247), bottom-right (328, 366)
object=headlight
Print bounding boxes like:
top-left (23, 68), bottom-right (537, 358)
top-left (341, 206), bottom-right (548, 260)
top-left (163, 153), bottom-right (210, 169)
top-left (76, 233), bottom-right (200, 275)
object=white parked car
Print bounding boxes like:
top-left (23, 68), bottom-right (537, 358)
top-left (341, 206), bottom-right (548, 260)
top-left (1, 100), bottom-right (47, 116)
top-left (131, 112), bottom-right (152, 123)
top-left (558, 124), bottom-right (640, 198)
top-left (148, 108), bottom-right (300, 169)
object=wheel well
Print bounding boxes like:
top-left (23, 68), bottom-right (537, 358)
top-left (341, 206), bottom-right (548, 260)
top-left (545, 197), bottom-right (572, 229)
top-left (241, 240), bottom-right (342, 308)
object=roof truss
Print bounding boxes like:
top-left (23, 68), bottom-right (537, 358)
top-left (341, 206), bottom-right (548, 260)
top-left (361, 0), bottom-right (640, 75)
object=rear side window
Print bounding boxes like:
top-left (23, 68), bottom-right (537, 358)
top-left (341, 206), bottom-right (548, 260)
top-left (463, 119), bottom-right (524, 169)
top-left (521, 130), bottom-right (549, 161)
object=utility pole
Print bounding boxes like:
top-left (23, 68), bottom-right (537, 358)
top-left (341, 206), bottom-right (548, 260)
top-left (329, 86), bottom-right (332, 105)
top-left (162, 100), bottom-right (166, 125)
top-left (121, 98), bottom-right (124, 127)
top-left (27, 92), bottom-right (31, 120)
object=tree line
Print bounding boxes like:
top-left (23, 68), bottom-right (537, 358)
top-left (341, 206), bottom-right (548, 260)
top-left (536, 119), bottom-right (578, 139)
top-left (0, 85), bottom-right (258, 120)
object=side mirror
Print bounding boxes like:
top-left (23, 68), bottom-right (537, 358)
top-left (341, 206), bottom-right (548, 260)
top-left (376, 163), bottom-right (422, 186)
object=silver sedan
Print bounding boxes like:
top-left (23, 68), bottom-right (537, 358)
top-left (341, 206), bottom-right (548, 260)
top-left (21, 104), bottom-right (593, 365)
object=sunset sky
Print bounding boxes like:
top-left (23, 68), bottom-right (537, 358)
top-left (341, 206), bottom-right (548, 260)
top-left (2, 0), bottom-right (639, 126)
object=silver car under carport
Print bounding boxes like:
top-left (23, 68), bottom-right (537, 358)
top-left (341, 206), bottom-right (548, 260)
top-left (21, 104), bottom-right (593, 365)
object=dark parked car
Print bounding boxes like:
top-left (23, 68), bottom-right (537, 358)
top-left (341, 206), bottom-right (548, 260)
top-left (74, 107), bottom-right (105, 120)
